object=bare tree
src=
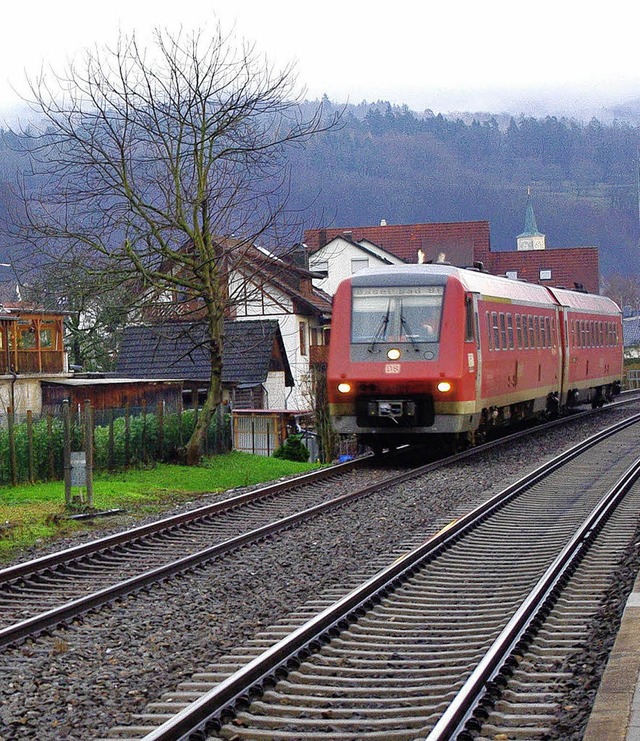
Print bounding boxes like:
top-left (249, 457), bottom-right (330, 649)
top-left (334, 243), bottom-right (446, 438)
top-left (602, 273), bottom-right (640, 314)
top-left (10, 23), bottom-right (337, 464)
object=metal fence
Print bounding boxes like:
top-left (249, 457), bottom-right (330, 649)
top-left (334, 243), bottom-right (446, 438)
top-left (625, 369), bottom-right (640, 389)
top-left (0, 402), bottom-right (232, 487)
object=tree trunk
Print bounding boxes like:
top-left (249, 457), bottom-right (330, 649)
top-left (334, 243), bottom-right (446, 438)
top-left (185, 318), bottom-right (224, 465)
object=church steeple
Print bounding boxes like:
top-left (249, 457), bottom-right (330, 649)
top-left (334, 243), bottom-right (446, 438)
top-left (517, 188), bottom-right (546, 251)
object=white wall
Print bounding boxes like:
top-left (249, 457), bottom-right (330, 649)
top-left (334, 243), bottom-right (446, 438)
top-left (308, 237), bottom-right (403, 295)
top-left (264, 371), bottom-right (287, 409)
top-left (0, 378), bottom-right (43, 419)
top-left (230, 272), bottom-right (314, 411)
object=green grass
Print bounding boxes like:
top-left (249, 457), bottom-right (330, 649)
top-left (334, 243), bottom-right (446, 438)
top-left (0, 452), bottom-right (321, 561)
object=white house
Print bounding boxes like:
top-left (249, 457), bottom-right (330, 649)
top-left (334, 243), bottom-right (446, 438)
top-left (230, 251), bottom-right (332, 410)
top-left (307, 233), bottom-right (403, 296)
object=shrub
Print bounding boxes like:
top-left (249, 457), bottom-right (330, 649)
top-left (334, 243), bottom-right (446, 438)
top-left (272, 434), bottom-right (310, 462)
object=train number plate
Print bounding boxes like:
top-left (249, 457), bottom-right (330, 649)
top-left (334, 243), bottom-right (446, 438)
top-left (384, 363), bottom-right (401, 374)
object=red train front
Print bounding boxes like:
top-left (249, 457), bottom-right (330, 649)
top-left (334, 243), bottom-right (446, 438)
top-left (327, 264), bottom-right (622, 453)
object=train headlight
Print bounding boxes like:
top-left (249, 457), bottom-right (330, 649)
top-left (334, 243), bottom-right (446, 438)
top-left (337, 382), bottom-right (352, 394)
top-left (387, 348), bottom-right (401, 360)
top-left (437, 381), bottom-right (452, 393)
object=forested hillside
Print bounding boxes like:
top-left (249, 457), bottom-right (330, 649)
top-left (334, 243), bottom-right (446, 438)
top-left (289, 101), bottom-right (640, 277)
top-left (1, 101), bottom-right (639, 277)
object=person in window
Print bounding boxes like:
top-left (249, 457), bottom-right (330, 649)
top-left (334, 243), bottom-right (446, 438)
top-left (421, 313), bottom-right (438, 340)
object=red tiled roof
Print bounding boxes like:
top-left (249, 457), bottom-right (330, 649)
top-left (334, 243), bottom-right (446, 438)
top-left (305, 221), bottom-right (600, 294)
top-left (488, 247), bottom-right (600, 294)
top-left (304, 221), bottom-right (492, 264)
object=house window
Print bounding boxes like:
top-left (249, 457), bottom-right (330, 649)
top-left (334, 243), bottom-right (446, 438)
top-left (506, 271), bottom-right (518, 280)
top-left (310, 327), bottom-right (324, 346)
top-left (299, 322), bottom-right (308, 356)
top-left (539, 269), bottom-right (552, 281)
top-left (351, 258), bottom-right (369, 274)
top-left (40, 328), bottom-right (53, 348)
top-left (311, 260), bottom-right (329, 273)
top-left (18, 324), bottom-right (36, 349)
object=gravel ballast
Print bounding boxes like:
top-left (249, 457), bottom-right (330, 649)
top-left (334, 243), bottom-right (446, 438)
top-left (1, 404), bottom-right (639, 741)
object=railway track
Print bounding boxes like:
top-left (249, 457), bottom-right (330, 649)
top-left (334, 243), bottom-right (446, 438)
top-left (1, 395), bottom-right (637, 652)
top-left (94, 413), bottom-right (640, 740)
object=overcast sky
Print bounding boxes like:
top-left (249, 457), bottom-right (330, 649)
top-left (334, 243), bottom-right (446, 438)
top-left (1, 1), bottom-right (639, 118)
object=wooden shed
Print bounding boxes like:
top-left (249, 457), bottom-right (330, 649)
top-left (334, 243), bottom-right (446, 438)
top-left (40, 378), bottom-right (183, 418)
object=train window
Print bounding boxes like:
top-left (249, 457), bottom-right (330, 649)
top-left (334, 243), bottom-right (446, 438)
top-left (464, 296), bottom-right (474, 341)
top-left (571, 320), bottom-right (576, 347)
top-left (528, 316), bottom-right (535, 349)
top-left (492, 311), bottom-right (500, 349)
top-left (486, 312), bottom-right (493, 350)
top-left (499, 313), bottom-right (507, 350)
top-left (540, 316), bottom-right (546, 348)
top-left (507, 314), bottom-right (514, 349)
top-left (516, 315), bottom-right (523, 349)
top-left (547, 317), bottom-right (553, 348)
top-left (578, 320), bottom-right (584, 348)
top-left (350, 285), bottom-right (445, 344)
top-left (533, 316), bottom-right (540, 349)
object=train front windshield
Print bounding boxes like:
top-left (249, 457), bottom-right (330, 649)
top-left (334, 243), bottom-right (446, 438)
top-left (351, 286), bottom-right (444, 343)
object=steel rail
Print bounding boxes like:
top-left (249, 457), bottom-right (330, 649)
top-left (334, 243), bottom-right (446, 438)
top-left (6, 407), bottom-right (639, 651)
top-left (0, 456), bottom-right (365, 585)
top-left (425, 457), bottom-right (640, 740)
top-left (2, 390), bottom-right (637, 588)
top-left (135, 412), bottom-right (640, 741)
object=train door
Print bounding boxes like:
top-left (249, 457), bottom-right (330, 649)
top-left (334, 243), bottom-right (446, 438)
top-left (467, 292), bottom-right (482, 403)
top-left (557, 305), bottom-right (572, 407)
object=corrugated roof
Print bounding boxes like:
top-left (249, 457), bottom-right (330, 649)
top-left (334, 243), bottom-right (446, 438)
top-left (623, 316), bottom-right (640, 347)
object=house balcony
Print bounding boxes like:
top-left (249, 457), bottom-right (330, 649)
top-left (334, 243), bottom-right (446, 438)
top-left (0, 350), bottom-right (67, 376)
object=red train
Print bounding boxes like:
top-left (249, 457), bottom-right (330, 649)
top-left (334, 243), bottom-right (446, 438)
top-left (327, 264), bottom-right (623, 453)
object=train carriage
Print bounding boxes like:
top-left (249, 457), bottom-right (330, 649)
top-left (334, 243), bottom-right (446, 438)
top-left (327, 264), bottom-right (623, 452)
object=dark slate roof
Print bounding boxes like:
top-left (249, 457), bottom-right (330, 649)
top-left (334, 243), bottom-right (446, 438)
top-left (116, 320), bottom-right (293, 386)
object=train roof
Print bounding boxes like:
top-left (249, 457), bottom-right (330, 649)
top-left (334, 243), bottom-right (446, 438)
top-left (348, 264), bottom-right (621, 315)
top-left (545, 286), bottom-right (620, 315)
top-left (351, 264), bottom-right (554, 305)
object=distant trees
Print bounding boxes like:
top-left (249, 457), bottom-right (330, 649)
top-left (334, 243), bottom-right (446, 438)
top-left (9, 23), bottom-right (338, 464)
top-left (289, 102), bottom-right (640, 274)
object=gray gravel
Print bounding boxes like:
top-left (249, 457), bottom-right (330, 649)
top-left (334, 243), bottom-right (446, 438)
top-left (1, 404), bottom-right (639, 741)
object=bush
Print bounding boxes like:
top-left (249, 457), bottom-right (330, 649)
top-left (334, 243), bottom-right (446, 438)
top-left (272, 434), bottom-right (310, 462)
